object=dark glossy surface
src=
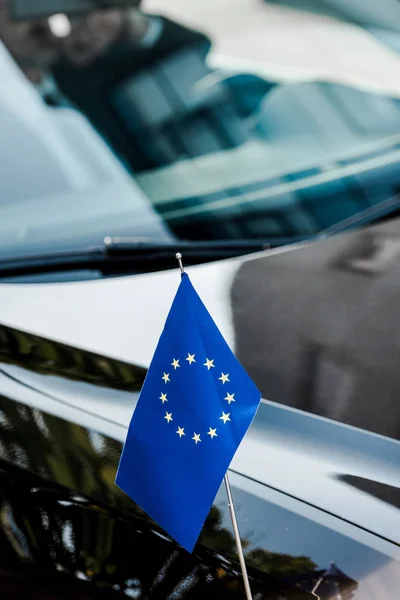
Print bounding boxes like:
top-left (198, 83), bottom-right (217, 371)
top-left (0, 323), bottom-right (146, 393)
top-left (0, 323), bottom-right (400, 599)
top-left (0, 395), bottom-right (311, 600)
top-left (0, 458), bottom-right (310, 600)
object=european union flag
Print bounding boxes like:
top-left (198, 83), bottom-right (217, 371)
top-left (116, 273), bottom-right (261, 552)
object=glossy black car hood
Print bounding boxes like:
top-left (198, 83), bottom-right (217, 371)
top-left (0, 300), bottom-right (399, 598)
top-left (0, 217), bottom-right (400, 547)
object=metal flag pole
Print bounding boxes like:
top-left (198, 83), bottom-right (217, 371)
top-left (224, 473), bottom-right (254, 600)
top-left (175, 253), bottom-right (254, 600)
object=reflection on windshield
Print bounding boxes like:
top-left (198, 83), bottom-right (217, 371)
top-left (1, 2), bottom-right (400, 259)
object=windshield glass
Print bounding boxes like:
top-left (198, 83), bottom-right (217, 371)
top-left (1, 0), bottom-right (400, 259)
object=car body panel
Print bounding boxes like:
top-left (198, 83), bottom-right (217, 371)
top-left (1, 219), bottom-right (400, 541)
top-left (1, 215), bottom-right (400, 598)
top-left (0, 341), bottom-right (399, 599)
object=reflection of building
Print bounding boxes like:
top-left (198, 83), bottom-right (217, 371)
top-left (233, 218), bottom-right (400, 441)
top-left (292, 561), bottom-right (358, 599)
top-left (269, 0), bottom-right (400, 33)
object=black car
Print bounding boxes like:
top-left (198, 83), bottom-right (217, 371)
top-left (0, 1), bottom-right (400, 599)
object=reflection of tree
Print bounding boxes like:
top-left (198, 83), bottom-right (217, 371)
top-left (0, 393), bottom-right (318, 599)
top-left (1, 474), bottom-right (314, 600)
top-left (246, 548), bottom-right (316, 577)
top-left (0, 316), bottom-right (320, 599)
top-left (0, 395), bottom-right (141, 520)
top-left (200, 506), bottom-right (239, 556)
top-left (200, 505), bottom-right (316, 577)
top-left (0, 324), bottom-right (146, 392)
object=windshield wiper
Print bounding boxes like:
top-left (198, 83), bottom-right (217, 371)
top-left (5, 192), bottom-right (398, 281)
top-left (3, 189), bottom-right (400, 282)
top-left (103, 236), bottom-right (270, 254)
top-left (0, 238), bottom-right (271, 279)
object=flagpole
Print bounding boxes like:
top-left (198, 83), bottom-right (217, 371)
top-left (224, 473), bottom-right (254, 600)
top-left (175, 253), bottom-right (254, 600)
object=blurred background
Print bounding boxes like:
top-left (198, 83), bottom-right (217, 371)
top-left (147, 0), bottom-right (400, 95)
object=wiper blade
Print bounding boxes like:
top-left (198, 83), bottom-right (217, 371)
top-left (0, 238), bottom-right (270, 279)
top-left (103, 236), bottom-right (269, 254)
top-left (0, 246), bottom-right (105, 272)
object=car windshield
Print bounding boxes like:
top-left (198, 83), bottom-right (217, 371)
top-left (2, 0), bottom-right (400, 260)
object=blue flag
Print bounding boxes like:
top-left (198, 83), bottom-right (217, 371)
top-left (116, 273), bottom-right (261, 552)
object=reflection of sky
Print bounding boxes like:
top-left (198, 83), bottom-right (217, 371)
top-left (62, 521), bottom-right (75, 553)
top-left (233, 399), bottom-right (400, 549)
top-left (214, 475), bottom-right (399, 599)
top-left (0, 363), bottom-right (138, 430)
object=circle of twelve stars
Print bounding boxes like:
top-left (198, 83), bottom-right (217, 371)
top-left (159, 354), bottom-right (235, 444)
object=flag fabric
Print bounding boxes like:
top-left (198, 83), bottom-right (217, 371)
top-left (116, 273), bottom-right (261, 552)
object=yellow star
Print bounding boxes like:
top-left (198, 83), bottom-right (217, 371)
top-left (176, 426), bottom-right (185, 438)
top-left (219, 373), bottom-right (230, 384)
top-left (171, 358), bottom-right (180, 370)
top-left (160, 392), bottom-right (168, 404)
top-left (164, 412), bottom-right (173, 423)
top-left (186, 353), bottom-right (196, 365)
top-left (224, 393), bottom-right (235, 404)
top-left (207, 427), bottom-right (218, 439)
top-left (219, 412), bottom-right (231, 424)
top-left (162, 373), bottom-right (170, 384)
top-left (192, 432), bottom-right (201, 444)
top-left (204, 358), bottom-right (215, 370)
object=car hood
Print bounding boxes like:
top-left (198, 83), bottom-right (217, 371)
top-left (0, 224), bottom-right (400, 549)
top-left (0, 246), bottom-right (266, 368)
